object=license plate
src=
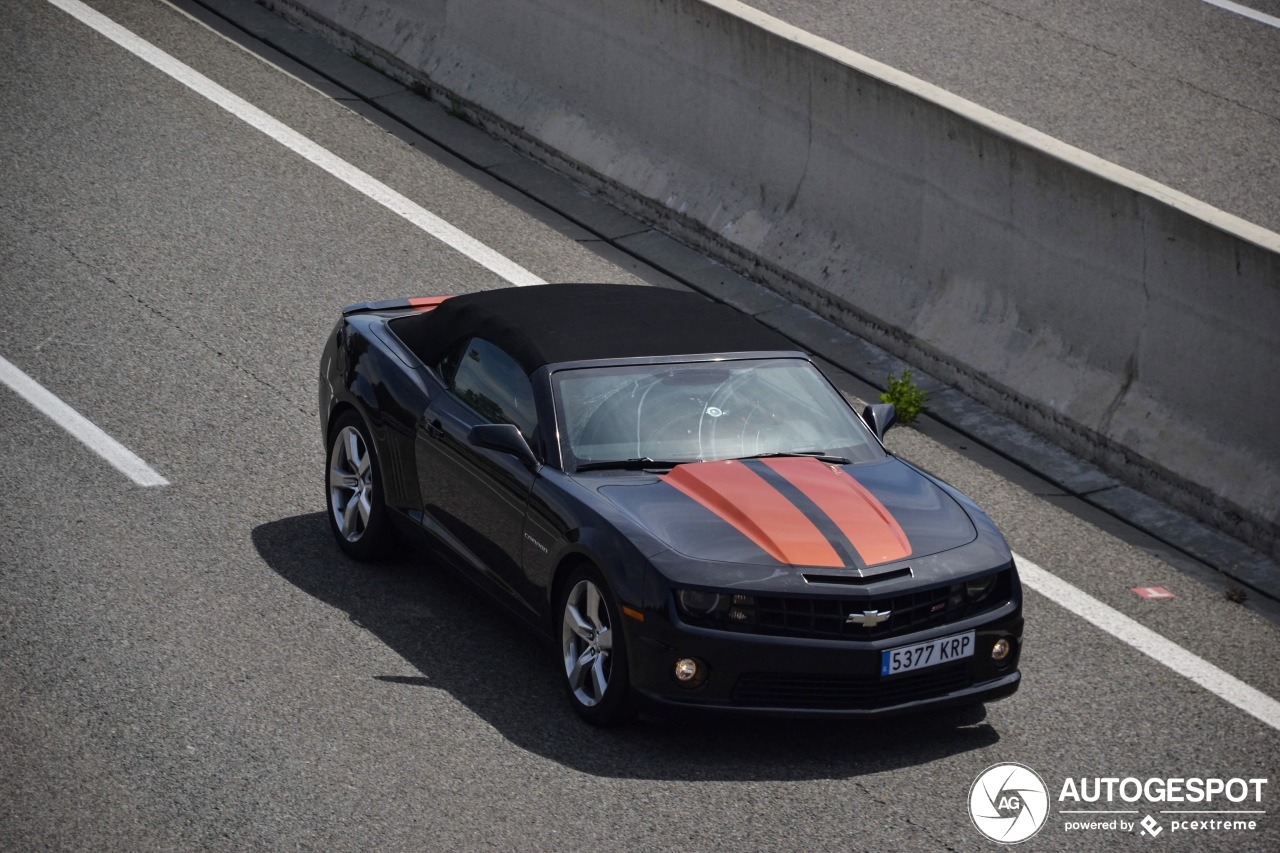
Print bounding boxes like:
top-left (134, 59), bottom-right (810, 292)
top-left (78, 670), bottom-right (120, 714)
top-left (881, 631), bottom-right (975, 676)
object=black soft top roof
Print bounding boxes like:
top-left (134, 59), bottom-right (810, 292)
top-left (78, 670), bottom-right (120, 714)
top-left (389, 283), bottom-right (799, 373)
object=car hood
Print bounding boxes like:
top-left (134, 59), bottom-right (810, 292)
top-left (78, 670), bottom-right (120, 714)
top-left (594, 456), bottom-right (976, 569)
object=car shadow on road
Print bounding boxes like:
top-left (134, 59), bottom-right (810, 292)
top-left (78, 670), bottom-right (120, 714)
top-left (252, 513), bottom-right (1001, 782)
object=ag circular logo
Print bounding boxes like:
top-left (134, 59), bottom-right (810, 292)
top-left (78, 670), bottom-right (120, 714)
top-left (969, 763), bottom-right (1050, 844)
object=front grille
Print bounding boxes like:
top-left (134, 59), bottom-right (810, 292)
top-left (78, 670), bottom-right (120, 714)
top-left (756, 584), bottom-right (959, 639)
top-left (732, 664), bottom-right (973, 710)
top-left (682, 570), bottom-right (1011, 641)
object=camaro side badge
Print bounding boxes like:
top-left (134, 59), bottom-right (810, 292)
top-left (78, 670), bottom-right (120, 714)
top-left (847, 609), bottom-right (892, 627)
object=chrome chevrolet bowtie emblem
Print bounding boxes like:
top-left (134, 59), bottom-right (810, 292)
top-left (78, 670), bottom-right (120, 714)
top-left (847, 609), bottom-right (891, 627)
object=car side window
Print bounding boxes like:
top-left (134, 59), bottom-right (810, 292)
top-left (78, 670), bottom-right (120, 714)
top-left (449, 337), bottom-right (538, 443)
top-left (435, 337), bottom-right (467, 386)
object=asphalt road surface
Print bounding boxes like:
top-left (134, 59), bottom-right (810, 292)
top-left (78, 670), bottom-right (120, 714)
top-left (2, 1), bottom-right (1277, 850)
top-left (746, 0), bottom-right (1280, 235)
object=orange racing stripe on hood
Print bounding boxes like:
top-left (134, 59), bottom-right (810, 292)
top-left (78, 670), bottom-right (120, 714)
top-left (663, 460), bottom-right (844, 567)
top-left (761, 457), bottom-right (912, 566)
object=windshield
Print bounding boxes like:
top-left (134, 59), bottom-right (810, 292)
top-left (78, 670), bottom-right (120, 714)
top-left (553, 358), bottom-right (885, 470)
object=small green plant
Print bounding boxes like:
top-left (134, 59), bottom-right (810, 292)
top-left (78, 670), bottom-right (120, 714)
top-left (880, 368), bottom-right (927, 425)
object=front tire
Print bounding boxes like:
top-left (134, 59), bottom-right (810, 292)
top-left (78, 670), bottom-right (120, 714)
top-left (558, 566), bottom-right (634, 726)
top-left (326, 410), bottom-right (395, 560)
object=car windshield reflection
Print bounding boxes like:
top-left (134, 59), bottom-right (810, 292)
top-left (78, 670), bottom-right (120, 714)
top-left (553, 358), bottom-right (884, 472)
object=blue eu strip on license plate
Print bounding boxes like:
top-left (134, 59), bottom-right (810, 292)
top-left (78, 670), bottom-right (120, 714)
top-left (881, 630), bottom-right (975, 676)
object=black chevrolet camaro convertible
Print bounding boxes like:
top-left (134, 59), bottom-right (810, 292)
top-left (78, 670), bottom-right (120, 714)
top-left (318, 283), bottom-right (1022, 724)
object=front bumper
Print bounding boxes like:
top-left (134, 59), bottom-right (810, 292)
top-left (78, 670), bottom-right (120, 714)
top-left (626, 601), bottom-right (1023, 719)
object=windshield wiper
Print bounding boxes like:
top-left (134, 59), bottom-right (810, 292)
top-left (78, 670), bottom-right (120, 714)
top-left (737, 451), bottom-right (850, 465)
top-left (574, 457), bottom-right (685, 472)
top-left (576, 451), bottom-right (850, 472)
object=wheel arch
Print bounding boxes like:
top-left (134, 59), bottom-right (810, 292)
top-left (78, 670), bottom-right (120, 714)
top-left (548, 552), bottom-right (600, 636)
top-left (325, 399), bottom-right (360, 446)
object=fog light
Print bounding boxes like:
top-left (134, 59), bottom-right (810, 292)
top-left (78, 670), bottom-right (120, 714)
top-left (991, 638), bottom-right (1011, 661)
top-left (674, 658), bottom-right (700, 682)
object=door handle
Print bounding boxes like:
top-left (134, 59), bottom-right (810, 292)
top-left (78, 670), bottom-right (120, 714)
top-left (426, 419), bottom-right (444, 439)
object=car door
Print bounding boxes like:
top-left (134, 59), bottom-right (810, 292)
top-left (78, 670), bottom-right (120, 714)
top-left (417, 337), bottom-right (541, 614)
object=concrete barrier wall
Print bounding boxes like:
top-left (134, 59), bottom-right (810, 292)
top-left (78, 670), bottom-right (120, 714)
top-left (267, 0), bottom-right (1280, 556)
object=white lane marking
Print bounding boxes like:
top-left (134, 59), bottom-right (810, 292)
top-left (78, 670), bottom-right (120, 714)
top-left (1015, 552), bottom-right (1280, 733)
top-left (45, 0), bottom-right (544, 288)
top-left (42, 0), bottom-right (1280, 733)
top-left (1202, 0), bottom-right (1280, 28)
top-left (0, 355), bottom-right (169, 487)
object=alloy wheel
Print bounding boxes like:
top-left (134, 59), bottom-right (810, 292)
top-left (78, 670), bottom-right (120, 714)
top-left (329, 425), bottom-right (373, 542)
top-left (561, 579), bottom-right (614, 707)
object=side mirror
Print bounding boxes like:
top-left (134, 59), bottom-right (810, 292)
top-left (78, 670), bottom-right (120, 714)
top-left (861, 403), bottom-right (898, 441)
top-left (468, 423), bottom-right (539, 470)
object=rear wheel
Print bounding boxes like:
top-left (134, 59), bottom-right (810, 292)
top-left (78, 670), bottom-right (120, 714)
top-left (558, 566), bottom-right (634, 725)
top-left (326, 410), bottom-right (394, 560)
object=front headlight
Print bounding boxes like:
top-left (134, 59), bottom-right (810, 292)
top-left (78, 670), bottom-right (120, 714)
top-left (676, 589), bottom-right (724, 616)
top-left (965, 573), bottom-right (998, 603)
top-left (675, 589), bottom-right (756, 623)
